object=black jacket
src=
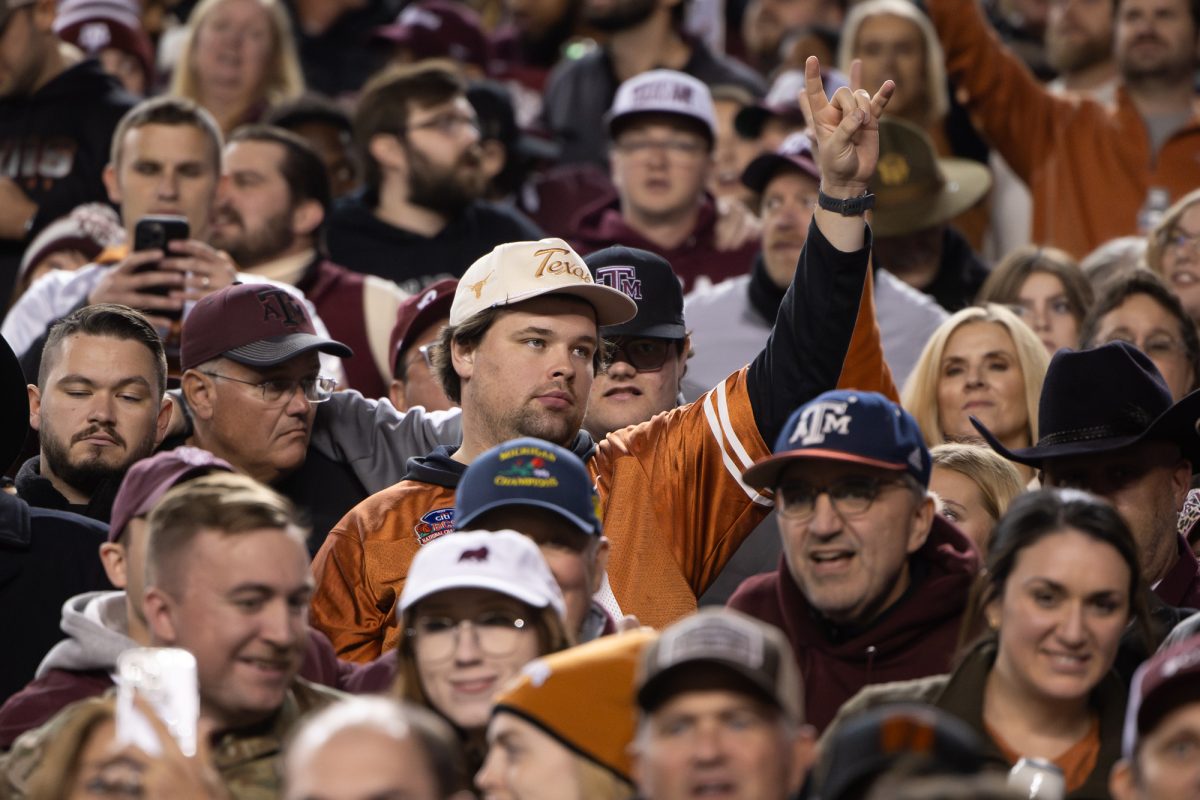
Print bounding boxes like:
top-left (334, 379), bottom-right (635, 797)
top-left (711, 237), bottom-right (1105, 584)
top-left (0, 60), bottom-right (134, 310)
top-left (0, 491), bottom-right (111, 704)
top-left (14, 456), bottom-right (120, 524)
top-left (326, 191), bottom-right (544, 289)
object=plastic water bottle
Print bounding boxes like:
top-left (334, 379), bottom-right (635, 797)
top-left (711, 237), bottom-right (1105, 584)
top-left (1138, 187), bottom-right (1171, 235)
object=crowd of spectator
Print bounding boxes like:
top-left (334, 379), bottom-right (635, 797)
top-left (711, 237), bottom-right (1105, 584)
top-left (3, 0), bottom-right (1200, 796)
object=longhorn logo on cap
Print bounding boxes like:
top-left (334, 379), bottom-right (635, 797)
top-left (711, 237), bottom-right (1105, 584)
top-left (458, 546), bottom-right (489, 563)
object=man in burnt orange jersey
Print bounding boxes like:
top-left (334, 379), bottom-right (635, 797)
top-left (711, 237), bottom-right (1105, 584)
top-left (311, 58), bottom-right (898, 661)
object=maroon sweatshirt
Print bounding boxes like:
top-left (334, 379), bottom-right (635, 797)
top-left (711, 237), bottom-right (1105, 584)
top-left (296, 259), bottom-right (385, 399)
top-left (1155, 533), bottom-right (1200, 609)
top-left (727, 516), bottom-right (979, 732)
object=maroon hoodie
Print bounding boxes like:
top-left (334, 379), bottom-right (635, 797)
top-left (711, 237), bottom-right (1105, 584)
top-left (568, 193), bottom-right (759, 292)
top-left (727, 516), bottom-right (979, 732)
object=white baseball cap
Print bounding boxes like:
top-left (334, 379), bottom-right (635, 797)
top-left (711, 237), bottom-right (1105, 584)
top-left (449, 238), bottom-right (637, 327)
top-left (399, 529), bottom-right (567, 621)
top-left (606, 69), bottom-right (717, 142)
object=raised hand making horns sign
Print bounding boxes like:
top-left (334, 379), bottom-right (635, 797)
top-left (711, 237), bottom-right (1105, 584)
top-left (796, 56), bottom-right (896, 251)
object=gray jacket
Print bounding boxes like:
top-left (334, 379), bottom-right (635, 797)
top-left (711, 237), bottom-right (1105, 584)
top-left (309, 392), bottom-right (463, 495)
top-left (37, 591), bottom-right (133, 677)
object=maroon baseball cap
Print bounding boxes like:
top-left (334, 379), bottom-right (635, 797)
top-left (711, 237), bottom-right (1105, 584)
top-left (181, 284), bottom-right (352, 371)
top-left (741, 131), bottom-right (820, 194)
top-left (1123, 633), bottom-right (1200, 756)
top-left (373, 0), bottom-right (490, 72)
top-left (108, 447), bottom-right (235, 542)
top-left (389, 279), bottom-right (456, 375)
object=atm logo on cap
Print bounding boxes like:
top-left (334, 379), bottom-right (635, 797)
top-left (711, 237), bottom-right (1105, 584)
top-left (534, 248), bottom-right (590, 282)
top-left (595, 265), bottom-right (642, 300)
top-left (257, 289), bottom-right (308, 327)
top-left (789, 400), bottom-right (852, 446)
top-left (632, 82), bottom-right (694, 105)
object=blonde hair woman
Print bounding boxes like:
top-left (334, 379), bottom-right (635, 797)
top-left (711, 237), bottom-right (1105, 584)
top-left (1146, 187), bottom-right (1200, 325)
top-left (169, 0), bottom-right (305, 134)
top-left (903, 305), bottom-right (1049, 482)
top-left (930, 442), bottom-right (1025, 555)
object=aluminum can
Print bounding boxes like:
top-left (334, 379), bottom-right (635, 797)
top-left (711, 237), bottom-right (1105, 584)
top-left (1007, 757), bottom-right (1066, 800)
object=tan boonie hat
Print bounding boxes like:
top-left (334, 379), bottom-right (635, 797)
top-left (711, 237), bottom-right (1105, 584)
top-left (450, 238), bottom-right (638, 327)
top-left (636, 607), bottom-right (802, 724)
top-left (869, 117), bottom-right (991, 238)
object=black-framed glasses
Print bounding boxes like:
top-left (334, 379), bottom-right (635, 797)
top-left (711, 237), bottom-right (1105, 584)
top-left (606, 337), bottom-right (676, 373)
top-left (407, 612), bottom-right (530, 662)
top-left (402, 111), bottom-right (480, 137)
top-left (775, 476), bottom-right (909, 520)
top-left (201, 371), bottom-right (337, 405)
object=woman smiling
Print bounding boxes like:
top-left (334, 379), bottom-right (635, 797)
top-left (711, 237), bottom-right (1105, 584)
top-left (392, 530), bottom-right (573, 778)
top-left (828, 490), bottom-right (1152, 798)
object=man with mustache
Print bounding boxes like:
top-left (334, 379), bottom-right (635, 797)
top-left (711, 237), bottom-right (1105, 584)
top-left (325, 62), bottom-right (544, 288)
top-left (1046, 0), bottom-right (1119, 98)
top-left (2, 97), bottom-right (342, 388)
top-left (926, 0), bottom-right (1200, 258)
top-left (1, 472), bottom-right (342, 799)
top-left (18, 304), bottom-right (172, 522)
top-left (209, 125), bottom-right (407, 399)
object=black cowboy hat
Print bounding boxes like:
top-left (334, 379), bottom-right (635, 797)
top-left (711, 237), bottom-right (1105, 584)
top-left (0, 334), bottom-right (29, 473)
top-left (971, 341), bottom-right (1200, 470)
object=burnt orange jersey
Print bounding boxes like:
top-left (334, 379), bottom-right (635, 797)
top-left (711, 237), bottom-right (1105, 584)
top-left (311, 234), bottom-right (897, 662)
top-left (311, 369), bottom-right (773, 662)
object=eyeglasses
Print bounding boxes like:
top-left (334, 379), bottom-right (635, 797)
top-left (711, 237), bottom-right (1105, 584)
top-left (614, 138), bottom-right (707, 160)
top-left (200, 371), bottom-right (337, 405)
top-left (1100, 334), bottom-right (1185, 360)
top-left (605, 337), bottom-right (676, 372)
top-left (775, 476), bottom-right (908, 520)
top-left (402, 112), bottom-right (480, 137)
top-left (1167, 228), bottom-right (1200, 256)
top-left (407, 612), bottom-right (530, 662)
top-left (401, 344), bottom-right (434, 377)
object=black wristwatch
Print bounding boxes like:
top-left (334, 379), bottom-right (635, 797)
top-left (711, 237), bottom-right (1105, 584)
top-left (817, 190), bottom-right (876, 217)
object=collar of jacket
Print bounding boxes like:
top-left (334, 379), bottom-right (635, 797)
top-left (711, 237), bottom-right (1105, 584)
top-left (934, 640), bottom-right (1128, 798)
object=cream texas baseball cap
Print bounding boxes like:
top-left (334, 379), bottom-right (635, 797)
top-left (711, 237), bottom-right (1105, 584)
top-left (449, 238), bottom-right (638, 327)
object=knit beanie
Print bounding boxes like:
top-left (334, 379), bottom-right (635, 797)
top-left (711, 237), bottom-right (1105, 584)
top-left (54, 0), bottom-right (155, 91)
top-left (19, 203), bottom-right (124, 282)
top-left (492, 629), bottom-right (656, 783)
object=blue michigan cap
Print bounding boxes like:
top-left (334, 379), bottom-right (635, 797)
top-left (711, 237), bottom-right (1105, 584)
top-left (742, 390), bottom-right (931, 489)
top-left (456, 437), bottom-right (602, 537)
